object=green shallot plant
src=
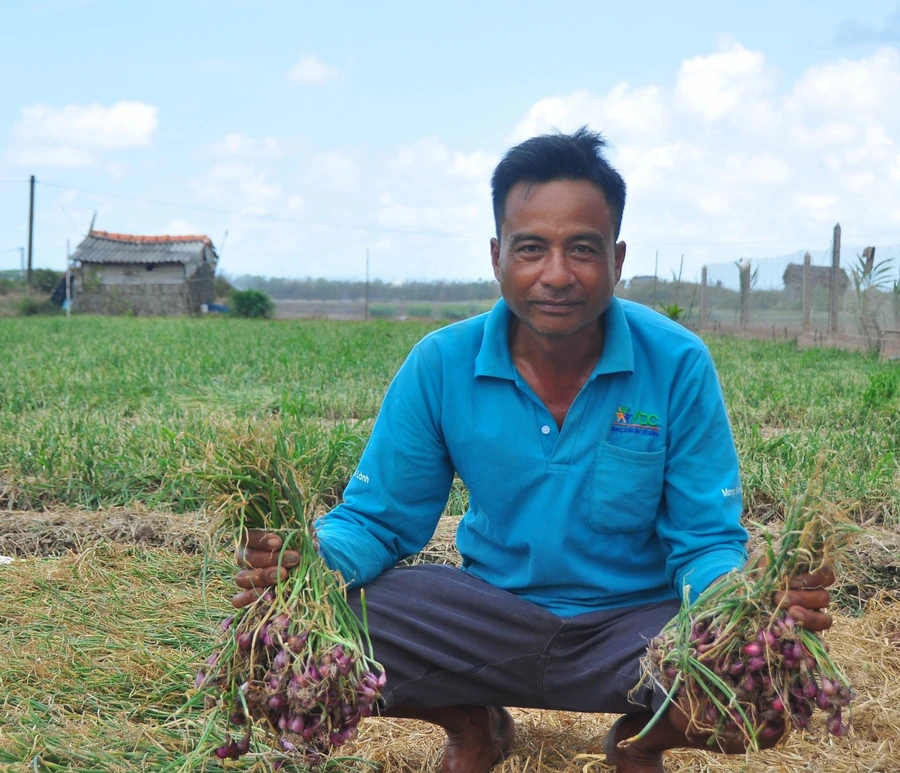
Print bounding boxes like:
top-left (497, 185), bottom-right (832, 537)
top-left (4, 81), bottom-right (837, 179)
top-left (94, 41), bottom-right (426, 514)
top-left (627, 474), bottom-right (861, 752)
top-left (192, 434), bottom-right (385, 767)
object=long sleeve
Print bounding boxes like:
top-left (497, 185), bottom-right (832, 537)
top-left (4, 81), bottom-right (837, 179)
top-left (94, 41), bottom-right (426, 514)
top-left (656, 348), bottom-right (748, 601)
top-left (316, 339), bottom-right (455, 586)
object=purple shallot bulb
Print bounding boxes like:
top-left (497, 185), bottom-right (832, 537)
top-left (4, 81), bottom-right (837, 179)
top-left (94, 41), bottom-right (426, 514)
top-left (728, 661), bottom-right (745, 676)
top-left (219, 615), bottom-right (235, 632)
top-left (742, 641), bottom-right (762, 657)
top-left (748, 656), bottom-right (767, 672)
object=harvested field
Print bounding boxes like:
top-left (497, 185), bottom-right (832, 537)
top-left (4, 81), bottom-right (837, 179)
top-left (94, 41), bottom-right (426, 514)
top-left (1, 316), bottom-right (899, 771)
top-left (0, 534), bottom-right (898, 772)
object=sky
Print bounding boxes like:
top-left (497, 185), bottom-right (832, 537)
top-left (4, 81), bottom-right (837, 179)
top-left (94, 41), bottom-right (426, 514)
top-left (2, 0), bottom-right (900, 285)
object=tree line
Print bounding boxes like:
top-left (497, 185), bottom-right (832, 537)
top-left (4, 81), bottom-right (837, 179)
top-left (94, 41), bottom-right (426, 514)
top-left (229, 275), bottom-right (501, 302)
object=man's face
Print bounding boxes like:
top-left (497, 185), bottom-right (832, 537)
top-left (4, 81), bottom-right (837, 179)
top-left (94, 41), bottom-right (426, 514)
top-left (491, 179), bottom-right (626, 338)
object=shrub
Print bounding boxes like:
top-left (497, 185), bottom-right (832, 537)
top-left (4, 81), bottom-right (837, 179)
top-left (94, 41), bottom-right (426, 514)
top-left (17, 296), bottom-right (60, 316)
top-left (215, 275), bottom-right (235, 299)
top-left (229, 289), bottom-right (275, 319)
top-left (367, 303), bottom-right (396, 319)
top-left (407, 303), bottom-right (433, 318)
top-left (32, 268), bottom-right (64, 294)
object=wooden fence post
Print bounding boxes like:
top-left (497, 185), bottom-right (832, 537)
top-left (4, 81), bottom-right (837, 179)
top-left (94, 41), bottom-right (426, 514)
top-left (829, 223), bottom-right (841, 336)
top-left (802, 251), bottom-right (811, 331)
top-left (700, 266), bottom-right (708, 330)
top-left (738, 259), bottom-right (751, 327)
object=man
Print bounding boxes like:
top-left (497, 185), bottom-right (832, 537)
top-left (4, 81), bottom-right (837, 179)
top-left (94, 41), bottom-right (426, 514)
top-left (234, 128), bottom-right (834, 773)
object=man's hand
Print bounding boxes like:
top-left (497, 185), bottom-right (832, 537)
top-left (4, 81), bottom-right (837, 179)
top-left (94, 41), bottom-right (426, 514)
top-left (773, 564), bottom-right (835, 632)
top-left (232, 529), bottom-right (300, 609)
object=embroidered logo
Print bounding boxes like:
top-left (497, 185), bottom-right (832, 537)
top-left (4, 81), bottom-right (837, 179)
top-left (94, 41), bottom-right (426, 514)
top-left (611, 405), bottom-right (661, 436)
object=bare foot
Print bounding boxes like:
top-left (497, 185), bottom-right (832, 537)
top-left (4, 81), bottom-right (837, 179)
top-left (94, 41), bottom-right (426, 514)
top-left (441, 706), bottom-right (515, 773)
top-left (602, 714), bottom-right (665, 773)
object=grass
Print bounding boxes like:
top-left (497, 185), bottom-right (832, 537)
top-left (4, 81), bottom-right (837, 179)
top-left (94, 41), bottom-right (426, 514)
top-left (1, 316), bottom-right (898, 523)
top-left (0, 541), bottom-right (897, 772)
top-left (0, 313), bottom-right (899, 771)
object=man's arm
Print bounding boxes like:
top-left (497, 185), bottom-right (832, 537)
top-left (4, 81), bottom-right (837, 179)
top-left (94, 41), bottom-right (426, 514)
top-left (656, 348), bottom-right (749, 600)
top-left (233, 340), bottom-right (454, 607)
top-left (315, 339), bottom-right (455, 586)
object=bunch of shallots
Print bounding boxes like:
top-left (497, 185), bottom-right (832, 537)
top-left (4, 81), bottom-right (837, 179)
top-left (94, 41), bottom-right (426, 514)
top-left (629, 474), bottom-right (859, 751)
top-left (193, 436), bottom-right (384, 767)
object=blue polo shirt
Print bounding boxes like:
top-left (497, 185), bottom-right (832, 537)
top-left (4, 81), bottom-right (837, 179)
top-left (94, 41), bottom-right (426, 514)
top-left (317, 297), bottom-right (748, 616)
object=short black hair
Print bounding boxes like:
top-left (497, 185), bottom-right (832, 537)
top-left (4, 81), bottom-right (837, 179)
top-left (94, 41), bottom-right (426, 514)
top-left (490, 126), bottom-right (626, 240)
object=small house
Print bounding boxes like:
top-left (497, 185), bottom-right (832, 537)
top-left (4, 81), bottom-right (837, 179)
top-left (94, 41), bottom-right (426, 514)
top-left (70, 230), bottom-right (218, 315)
top-left (782, 263), bottom-right (849, 302)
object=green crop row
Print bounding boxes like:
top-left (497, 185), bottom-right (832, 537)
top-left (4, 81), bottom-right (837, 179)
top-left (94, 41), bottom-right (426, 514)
top-left (1, 315), bottom-right (898, 522)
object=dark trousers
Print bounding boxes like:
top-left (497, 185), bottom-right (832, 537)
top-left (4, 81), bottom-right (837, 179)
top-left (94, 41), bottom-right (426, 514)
top-left (347, 564), bottom-right (680, 714)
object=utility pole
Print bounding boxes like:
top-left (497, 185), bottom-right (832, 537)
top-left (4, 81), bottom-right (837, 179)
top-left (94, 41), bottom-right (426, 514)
top-left (364, 248), bottom-right (370, 321)
top-left (66, 239), bottom-right (72, 318)
top-left (652, 250), bottom-right (658, 308)
top-left (26, 175), bottom-right (35, 291)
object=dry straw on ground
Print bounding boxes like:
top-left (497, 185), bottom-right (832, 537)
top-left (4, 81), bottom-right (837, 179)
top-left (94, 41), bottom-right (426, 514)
top-left (0, 517), bottom-right (898, 773)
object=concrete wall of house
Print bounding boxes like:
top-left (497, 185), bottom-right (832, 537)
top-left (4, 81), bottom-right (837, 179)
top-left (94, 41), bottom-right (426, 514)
top-left (98, 262), bottom-right (185, 285)
top-left (72, 262), bottom-right (217, 316)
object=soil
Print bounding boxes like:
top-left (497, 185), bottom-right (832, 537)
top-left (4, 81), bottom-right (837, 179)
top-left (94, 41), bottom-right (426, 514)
top-left (1, 508), bottom-right (896, 613)
top-left (0, 507), bottom-right (217, 558)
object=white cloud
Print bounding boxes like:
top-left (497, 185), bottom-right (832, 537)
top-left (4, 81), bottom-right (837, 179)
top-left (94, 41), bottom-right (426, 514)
top-left (790, 47), bottom-right (900, 118)
top-left (511, 84), bottom-right (668, 143)
top-left (7, 101), bottom-right (157, 168)
top-left (725, 153), bottom-right (791, 185)
top-left (289, 55), bottom-right (338, 84)
top-left (450, 151), bottom-right (498, 181)
top-left (287, 195), bottom-right (305, 213)
top-left (15, 101), bottom-right (158, 148)
top-left (675, 41), bottom-right (770, 122)
top-left (211, 133), bottom-right (282, 157)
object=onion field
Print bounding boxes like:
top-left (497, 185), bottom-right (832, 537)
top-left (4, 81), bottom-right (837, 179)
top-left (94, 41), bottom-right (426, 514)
top-left (0, 314), bottom-right (898, 773)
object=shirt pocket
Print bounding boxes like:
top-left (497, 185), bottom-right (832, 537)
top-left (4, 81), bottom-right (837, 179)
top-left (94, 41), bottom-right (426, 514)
top-left (589, 442), bottom-right (665, 534)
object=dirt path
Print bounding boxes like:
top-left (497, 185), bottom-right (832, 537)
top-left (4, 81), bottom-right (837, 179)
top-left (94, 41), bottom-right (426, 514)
top-left (0, 507), bottom-right (217, 557)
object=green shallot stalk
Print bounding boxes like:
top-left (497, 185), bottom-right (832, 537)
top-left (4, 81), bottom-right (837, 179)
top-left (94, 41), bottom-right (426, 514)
top-left (626, 470), bottom-right (860, 752)
top-left (191, 432), bottom-right (385, 767)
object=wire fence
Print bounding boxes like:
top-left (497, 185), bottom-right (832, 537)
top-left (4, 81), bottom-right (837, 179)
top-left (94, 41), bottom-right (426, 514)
top-left (617, 234), bottom-right (900, 357)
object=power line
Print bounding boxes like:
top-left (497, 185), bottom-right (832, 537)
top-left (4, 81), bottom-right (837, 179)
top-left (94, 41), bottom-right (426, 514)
top-left (35, 180), bottom-right (481, 241)
top-left (32, 179), bottom-right (900, 248)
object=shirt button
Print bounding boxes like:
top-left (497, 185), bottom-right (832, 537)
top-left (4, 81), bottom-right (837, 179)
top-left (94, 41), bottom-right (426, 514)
top-left (541, 425), bottom-right (551, 435)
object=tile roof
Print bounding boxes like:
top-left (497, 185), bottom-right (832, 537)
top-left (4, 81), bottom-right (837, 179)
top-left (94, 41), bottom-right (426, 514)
top-left (90, 230), bottom-right (213, 246)
top-left (71, 231), bottom-right (218, 266)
